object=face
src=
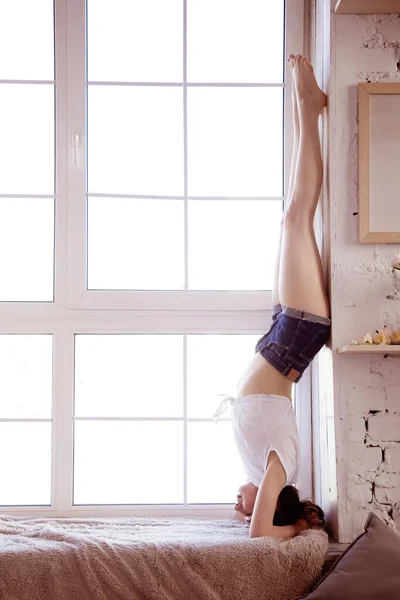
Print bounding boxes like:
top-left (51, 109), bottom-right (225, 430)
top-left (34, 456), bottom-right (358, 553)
top-left (235, 481), bottom-right (258, 518)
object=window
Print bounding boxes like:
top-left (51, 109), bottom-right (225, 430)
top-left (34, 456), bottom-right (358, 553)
top-left (0, 0), bottom-right (307, 516)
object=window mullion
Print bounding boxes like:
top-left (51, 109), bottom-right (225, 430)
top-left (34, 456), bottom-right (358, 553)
top-left (183, 334), bottom-right (188, 505)
top-left (51, 330), bottom-right (75, 511)
top-left (54, 0), bottom-right (68, 308)
top-left (66, 0), bottom-right (87, 307)
top-left (183, 0), bottom-right (189, 292)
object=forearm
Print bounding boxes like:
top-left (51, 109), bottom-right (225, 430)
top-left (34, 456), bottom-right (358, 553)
top-left (249, 452), bottom-right (288, 539)
top-left (249, 523), bottom-right (297, 540)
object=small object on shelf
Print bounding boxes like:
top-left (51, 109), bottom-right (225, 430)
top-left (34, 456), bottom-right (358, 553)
top-left (392, 255), bottom-right (400, 271)
top-left (356, 332), bottom-right (373, 345)
top-left (341, 326), bottom-right (400, 353)
top-left (351, 327), bottom-right (395, 346)
top-left (391, 329), bottom-right (400, 343)
top-left (372, 328), bottom-right (392, 345)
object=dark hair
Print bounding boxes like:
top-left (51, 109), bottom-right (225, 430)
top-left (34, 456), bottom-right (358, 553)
top-left (273, 485), bottom-right (325, 527)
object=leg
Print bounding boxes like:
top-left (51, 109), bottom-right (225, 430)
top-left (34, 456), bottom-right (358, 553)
top-left (279, 56), bottom-right (329, 319)
top-left (287, 56), bottom-right (301, 202)
top-left (237, 56), bottom-right (328, 400)
top-left (272, 56), bottom-right (300, 307)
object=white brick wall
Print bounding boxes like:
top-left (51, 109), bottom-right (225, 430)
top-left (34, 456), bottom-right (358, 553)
top-left (348, 416), bottom-right (367, 442)
top-left (386, 385), bottom-right (400, 414)
top-left (327, 9), bottom-right (400, 541)
top-left (384, 446), bottom-right (400, 472)
top-left (368, 416), bottom-right (400, 443)
top-left (347, 386), bottom-right (386, 415)
top-left (375, 474), bottom-right (400, 504)
top-left (393, 503), bottom-right (400, 527)
top-left (364, 447), bottom-right (383, 472)
top-left (349, 482), bottom-right (373, 504)
top-left (349, 442), bottom-right (382, 469)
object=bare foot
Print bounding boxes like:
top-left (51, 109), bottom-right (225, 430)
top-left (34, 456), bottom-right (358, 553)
top-left (287, 54), bottom-right (299, 115)
top-left (290, 55), bottom-right (327, 112)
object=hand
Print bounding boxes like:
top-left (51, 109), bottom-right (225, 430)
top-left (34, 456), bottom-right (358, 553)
top-left (301, 505), bottom-right (325, 529)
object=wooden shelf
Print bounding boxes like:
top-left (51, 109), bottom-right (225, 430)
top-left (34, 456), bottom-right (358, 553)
top-left (335, 0), bottom-right (400, 13)
top-left (337, 344), bottom-right (400, 354)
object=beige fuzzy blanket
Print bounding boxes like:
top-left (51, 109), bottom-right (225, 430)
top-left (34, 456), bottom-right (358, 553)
top-left (0, 515), bottom-right (328, 600)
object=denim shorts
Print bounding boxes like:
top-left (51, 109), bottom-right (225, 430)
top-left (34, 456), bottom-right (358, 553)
top-left (255, 304), bottom-right (331, 383)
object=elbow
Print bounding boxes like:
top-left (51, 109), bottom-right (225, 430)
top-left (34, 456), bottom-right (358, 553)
top-left (249, 526), bottom-right (271, 539)
top-left (249, 530), bottom-right (257, 539)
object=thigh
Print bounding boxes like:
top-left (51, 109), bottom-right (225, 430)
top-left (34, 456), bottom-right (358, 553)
top-left (279, 220), bottom-right (329, 319)
top-left (271, 224), bottom-right (283, 307)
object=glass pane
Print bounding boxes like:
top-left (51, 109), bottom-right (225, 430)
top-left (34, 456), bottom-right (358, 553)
top-left (0, 0), bottom-right (54, 80)
top-left (88, 86), bottom-right (183, 195)
top-left (88, 0), bottom-right (182, 82)
top-left (0, 198), bottom-right (54, 301)
top-left (188, 200), bottom-right (282, 290)
top-left (75, 335), bottom-right (183, 417)
top-left (0, 335), bottom-right (52, 418)
top-left (187, 87), bottom-right (283, 197)
top-left (187, 422), bottom-right (247, 503)
top-left (0, 85), bottom-right (54, 195)
top-left (88, 198), bottom-right (184, 290)
top-left (0, 423), bottom-right (51, 505)
top-left (187, 335), bottom-right (259, 419)
top-left (74, 421), bottom-right (183, 504)
top-left (187, 0), bottom-right (284, 83)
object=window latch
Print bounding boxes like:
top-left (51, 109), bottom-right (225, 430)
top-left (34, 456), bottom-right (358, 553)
top-left (73, 133), bottom-right (81, 167)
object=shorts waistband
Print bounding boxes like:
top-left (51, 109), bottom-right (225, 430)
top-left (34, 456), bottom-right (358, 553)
top-left (278, 304), bottom-right (331, 326)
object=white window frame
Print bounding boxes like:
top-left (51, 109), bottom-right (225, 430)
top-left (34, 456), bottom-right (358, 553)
top-left (0, 0), bottom-right (310, 517)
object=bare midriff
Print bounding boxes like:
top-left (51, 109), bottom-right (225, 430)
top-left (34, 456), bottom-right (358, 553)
top-left (236, 353), bottom-right (293, 400)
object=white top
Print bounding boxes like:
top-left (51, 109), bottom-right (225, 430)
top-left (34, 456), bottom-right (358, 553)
top-left (213, 394), bottom-right (300, 487)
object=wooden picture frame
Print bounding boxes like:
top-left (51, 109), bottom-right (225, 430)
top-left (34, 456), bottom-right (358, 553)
top-left (336, 0), bottom-right (400, 14)
top-left (358, 82), bottom-right (400, 243)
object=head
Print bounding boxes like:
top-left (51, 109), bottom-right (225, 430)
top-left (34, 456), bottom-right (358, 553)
top-left (235, 482), bottom-right (325, 527)
top-left (235, 480), bottom-right (258, 518)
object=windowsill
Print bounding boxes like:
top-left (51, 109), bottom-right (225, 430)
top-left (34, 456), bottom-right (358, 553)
top-left (321, 539), bottom-right (350, 576)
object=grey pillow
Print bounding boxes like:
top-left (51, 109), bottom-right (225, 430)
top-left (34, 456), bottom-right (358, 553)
top-left (296, 513), bottom-right (400, 599)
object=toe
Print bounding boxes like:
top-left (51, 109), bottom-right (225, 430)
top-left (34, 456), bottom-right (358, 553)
top-left (304, 57), bottom-right (313, 70)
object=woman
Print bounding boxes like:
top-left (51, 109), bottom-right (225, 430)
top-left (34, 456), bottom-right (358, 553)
top-left (216, 55), bottom-right (330, 538)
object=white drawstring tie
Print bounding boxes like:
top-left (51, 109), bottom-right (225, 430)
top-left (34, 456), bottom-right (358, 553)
top-left (212, 394), bottom-right (235, 422)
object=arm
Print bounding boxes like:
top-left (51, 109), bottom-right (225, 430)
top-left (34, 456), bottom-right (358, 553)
top-left (249, 451), bottom-right (302, 539)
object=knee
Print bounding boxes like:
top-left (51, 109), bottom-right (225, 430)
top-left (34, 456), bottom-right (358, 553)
top-left (282, 202), bottom-right (313, 229)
